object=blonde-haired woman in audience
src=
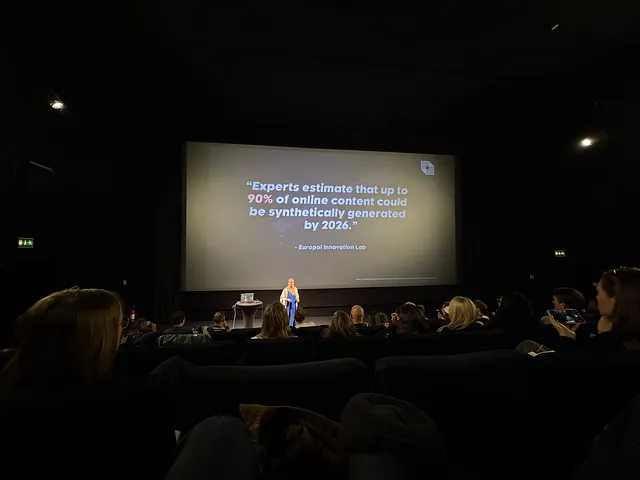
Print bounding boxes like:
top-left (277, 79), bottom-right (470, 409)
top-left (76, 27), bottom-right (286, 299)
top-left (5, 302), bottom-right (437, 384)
top-left (0, 287), bottom-right (123, 393)
top-left (437, 296), bottom-right (485, 333)
top-left (252, 301), bottom-right (293, 339)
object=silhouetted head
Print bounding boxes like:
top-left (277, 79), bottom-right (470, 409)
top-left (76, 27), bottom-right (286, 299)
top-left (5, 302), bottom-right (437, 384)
top-left (397, 303), bottom-right (430, 334)
top-left (368, 311), bottom-right (389, 327)
top-left (445, 296), bottom-right (479, 330)
top-left (259, 302), bottom-right (291, 339)
top-left (552, 287), bottom-right (585, 311)
top-left (598, 267), bottom-right (640, 340)
top-left (0, 288), bottom-right (122, 393)
top-left (329, 310), bottom-right (357, 338)
top-left (491, 292), bottom-right (535, 331)
top-left (294, 307), bottom-right (306, 323)
top-left (350, 305), bottom-right (365, 324)
top-left (172, 311), bottom-right (187, 326)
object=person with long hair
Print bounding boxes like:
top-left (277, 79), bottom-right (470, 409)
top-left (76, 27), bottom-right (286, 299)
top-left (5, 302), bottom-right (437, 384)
top-left (280, 277), bottom-right (300, 328)
top-left (322, 310), bottom-right (357, 339)
top-left (0, 287), bottom-right (122, 393)
top-left (487, 292), bottom-right (536, 332)
top-left (549, 267), bottom-right (640, 351)
top-left (252, 301), bottom-right (292, 339)
top-left (368, 311), bottom-right (389, 328)
top-left (0, 289), bottom-right (181, 476)
top-left (474, 300), bottom-right (492, 323)
top-left (438, 296), bottom-right (484, 332)
top-left (396, 303), bottom-right (430, 334)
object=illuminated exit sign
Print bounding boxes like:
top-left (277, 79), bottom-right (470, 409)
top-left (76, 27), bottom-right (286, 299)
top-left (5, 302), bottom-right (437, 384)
top-left (18, 237), bottom-right (34, 249)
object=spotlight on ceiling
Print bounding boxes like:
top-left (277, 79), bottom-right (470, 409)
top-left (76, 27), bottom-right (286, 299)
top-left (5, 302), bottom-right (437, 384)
top-left (579, 137), bottom-right (593, 147)
top-left (50, 99), bottom-right (65, 110)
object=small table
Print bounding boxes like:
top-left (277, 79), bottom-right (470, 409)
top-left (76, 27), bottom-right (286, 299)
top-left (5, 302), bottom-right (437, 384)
top-left (236, 301), bottom-right (262, 328)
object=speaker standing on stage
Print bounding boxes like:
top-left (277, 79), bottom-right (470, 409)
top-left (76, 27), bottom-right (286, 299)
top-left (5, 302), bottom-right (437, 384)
top-left (280, 277), bottom-right (300, 327)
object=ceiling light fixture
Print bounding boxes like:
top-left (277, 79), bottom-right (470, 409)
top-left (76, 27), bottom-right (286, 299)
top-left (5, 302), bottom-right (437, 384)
top-left (50, 99), bottom-right (65, 110)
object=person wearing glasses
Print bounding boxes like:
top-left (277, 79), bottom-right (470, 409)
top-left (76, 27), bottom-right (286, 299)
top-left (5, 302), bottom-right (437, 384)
top-left (549, 267), bottom-right (640, 351)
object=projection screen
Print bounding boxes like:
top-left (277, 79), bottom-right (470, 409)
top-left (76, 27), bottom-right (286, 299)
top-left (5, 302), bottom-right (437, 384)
top-left (183, 142), bottom-right (457, 291)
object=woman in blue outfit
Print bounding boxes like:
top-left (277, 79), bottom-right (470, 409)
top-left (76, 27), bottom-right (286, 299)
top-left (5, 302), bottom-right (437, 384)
top-left (280, 277), bottom-right (300, 327)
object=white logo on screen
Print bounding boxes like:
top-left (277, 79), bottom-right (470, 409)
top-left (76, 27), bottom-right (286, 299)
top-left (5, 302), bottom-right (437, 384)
top-left (420, 160), bottom-right (435, 176)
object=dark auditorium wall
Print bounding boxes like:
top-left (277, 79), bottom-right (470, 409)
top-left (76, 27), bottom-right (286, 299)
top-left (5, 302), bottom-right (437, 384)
top-left (6, 5), bottom-right (640, 328)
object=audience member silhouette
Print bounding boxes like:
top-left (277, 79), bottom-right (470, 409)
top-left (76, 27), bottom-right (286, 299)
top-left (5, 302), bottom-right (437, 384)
top-left (294, 307), bottom-right (317, 328)
top-left (549, 267), bottom-right (640, 351)
top-left (252, 302), bottom-right (292, 339)
top-left (211, 311), bottom-right (229, 331)
top-left (0, 287), bottom-right (122, 393)
top-left (438, 296), bottom-right (485, 332)
top-left (396, 303), bottom-right (430, 334)
top-left (540, 287), bottom-right (586, 325)
top-left (488, 292), bottom-right (536, 332)
top-left (322, 310), bottom-right (357, 339)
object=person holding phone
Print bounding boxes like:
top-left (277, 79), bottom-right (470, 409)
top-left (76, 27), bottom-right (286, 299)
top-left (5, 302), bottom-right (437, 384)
top-left (540, 287), bottom-right (585, 325)
top-left (548, 267), bottom-right (640, 352)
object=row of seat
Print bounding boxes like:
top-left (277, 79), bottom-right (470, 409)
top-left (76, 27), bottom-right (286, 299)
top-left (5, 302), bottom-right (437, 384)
top-left (115, 324), bottom-right (593, 374)
top-left (151, 350), bottom-right (640, 478)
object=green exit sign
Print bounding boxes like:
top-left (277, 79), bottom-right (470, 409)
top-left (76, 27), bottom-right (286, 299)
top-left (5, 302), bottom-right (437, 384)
top-left (18, 237), bottom-right (35, 249)
top-left (554, 250), bottom-right (566, 258)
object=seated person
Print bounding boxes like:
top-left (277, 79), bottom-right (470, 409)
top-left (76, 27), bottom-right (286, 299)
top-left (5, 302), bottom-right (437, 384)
top-left (474, 300), bottom-right (492, 324)
top-left (322, 311), bottom-right (358, 339)
top-left (164, 311), bottom-right (192, 335)
top-left (395, 303), bottom-right (430, 334)
top-left (0, 287), bottom-right (123, 393)
top-left (368, 311), bottom-right (389, 328)
top-left (0, 288), bottom-right (177, 476)
top-left (435, 301), bottom-right (451, 327)
top-left (540, 287), bottom-right (586, 325)
top-left (548, 267), bottom-right (640, 352)
top-left (119, 316), bottom-right (141, 349)
top-left (252, 302), bottom-right (293, 339)
top-left (294, 308), bottom-right (316, 328)
top-left (120, 318), bottom-right (157, 350)
top-left (584, 298), bottom-right (601, 323)
top-left (210, 312), bottom-right (229, 332)
top-left (437, 296), bottom-right (485, 332)
top-left (487, 292), bottom-right (537, 332)
top-left (157, 311), bottom-right (210, 346)
top-left (350, 305), bottom-right (368, 329)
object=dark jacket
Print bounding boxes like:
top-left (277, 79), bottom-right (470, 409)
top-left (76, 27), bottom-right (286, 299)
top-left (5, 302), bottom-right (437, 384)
top-left (573, 394), bottom-right (640, 480)
top-left (0, 377), bottom-right (176, 479)
top-left (157, 327), bottom-right (211, 347)
top-left (162, 326), bottom-right (194, 335)
top-left (321, 329), bottom-right (359, 340)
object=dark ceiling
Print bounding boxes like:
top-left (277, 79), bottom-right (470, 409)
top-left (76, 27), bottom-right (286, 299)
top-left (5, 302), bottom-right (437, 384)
top-left (12, 1), bottom-right (640, 144)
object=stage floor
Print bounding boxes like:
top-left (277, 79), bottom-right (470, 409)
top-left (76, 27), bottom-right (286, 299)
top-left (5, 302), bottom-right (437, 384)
top-left (187, 315), bottom-right (332, 330)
